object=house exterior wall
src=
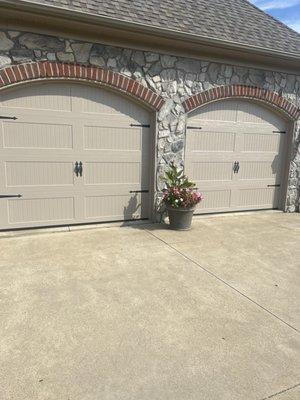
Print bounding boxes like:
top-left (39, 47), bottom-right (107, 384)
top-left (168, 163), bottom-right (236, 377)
top-left (0, 29), bottom-right (299, 214)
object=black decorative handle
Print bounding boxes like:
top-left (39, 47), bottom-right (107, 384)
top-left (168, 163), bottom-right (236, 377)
top-left (233, 161), bottom-right (240, 173)
top-left (74, 161), bottom-right (79, 177)
top-left (78, 161), bottom-right (83, 177)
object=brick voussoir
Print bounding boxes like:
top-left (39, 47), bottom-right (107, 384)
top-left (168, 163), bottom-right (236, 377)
top-left (183, 84), bottom-right (298, 120)
top-left (0, 62), bottom-right (164, 112)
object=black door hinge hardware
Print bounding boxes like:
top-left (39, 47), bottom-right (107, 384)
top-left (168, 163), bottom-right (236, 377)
top-left (129, 190), bottom-right (149, 193)
top-left (130, 124), bottom-right (150, 128)
top-left (273, 131), bottom-right (286, 134)
top-left (0, 194), bottom-right (22, 198)
top-left (78, 161), bottom-right (83, 177)
top-left (267, 184), bottom-right (281, 187)
top-left (74, 161), bottom-right (79, 177)
top-left (187, 126), bottom-right (202, 130)
top-left (233, 161), bottom-right (240, 173)
top-left (74, 161), bottom-right (83, 177)
top-left (0, 115), bottom-right (17, 120)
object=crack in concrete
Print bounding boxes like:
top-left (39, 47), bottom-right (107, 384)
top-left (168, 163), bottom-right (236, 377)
top-left (260, 383), bottom-right (300, 399)
top-left (145, 229), bottom-right (300, 334)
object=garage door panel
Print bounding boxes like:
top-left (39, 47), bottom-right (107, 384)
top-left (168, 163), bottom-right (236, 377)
top-left (187, 130), bottom-right (236, 152)
top-left (186, 99), bottom-right (288, 214)
top-left (7, 197), bottom-right (75, 224)
top-left (84, 126), bottom-right (142, 151)
top-left (5, 161), bottom-right (74, 187)
top-left (3, 121), bottom-right (73, 149)
top-left (189, 161), bottom-right (233, 181)
top-left (189, 100), bottom-right (238, 121)
top-left (237, 100), bottom-right (286, 128)
top-left (84, 162), bottom-right (141, 185)
top-left (85, 193), bottom-right (149, 220)
top-left (0, 82), bottom-right (152, 229)
top-left (195, 189), bottom-right (231, 212)
top-left (73, 84), bottom-right (149, 123)
top-left (238, 160), bottom-right (280, 180)
top-left (237, 187), bottom-right (279, 208)
top-left (241, 132), bottom-right (281, 153)
top-left (0, 83), bottom-right (72, 111)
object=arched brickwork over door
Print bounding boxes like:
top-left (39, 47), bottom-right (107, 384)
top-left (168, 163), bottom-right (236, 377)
top-left (183, 85), bottom-right (300, 120)
top-left (0, 61), bottom-right (165, 111)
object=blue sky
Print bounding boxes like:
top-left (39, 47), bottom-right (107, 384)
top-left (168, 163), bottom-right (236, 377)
top-left (249, 0), bottom-right (300, 33)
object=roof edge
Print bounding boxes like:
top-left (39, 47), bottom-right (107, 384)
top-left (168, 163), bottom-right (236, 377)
top-left (2, 0), bottom-right (300, 62)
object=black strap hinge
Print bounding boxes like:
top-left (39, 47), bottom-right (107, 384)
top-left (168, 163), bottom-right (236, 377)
top-left (129, 190), bottom-right (149, 193)
top-left (130, 124), bottom-right (150, 128)
top-left (273, 131), bottom-right (286, 134)
top-left (0, 194), bottom-right (22, 198)
top-left (187, 126), bottom-right (202, 130)
top-left (0, 116), bottom-right (17, 120)
top-left (267, 184), bottom-right (281, 187)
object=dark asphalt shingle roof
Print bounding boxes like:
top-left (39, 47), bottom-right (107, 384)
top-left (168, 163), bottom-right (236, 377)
top-left (21, 0), bottom-right (300, 54)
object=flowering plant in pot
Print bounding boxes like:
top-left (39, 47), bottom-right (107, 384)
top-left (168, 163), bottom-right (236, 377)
top-left (162, 164), bottom-right (203, 230)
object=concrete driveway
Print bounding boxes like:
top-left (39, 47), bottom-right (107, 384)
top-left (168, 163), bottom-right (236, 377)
top-left (0, 211), bottom-right (299, 400)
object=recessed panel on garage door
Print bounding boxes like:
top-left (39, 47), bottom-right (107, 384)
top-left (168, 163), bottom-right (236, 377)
top-left (185, 99), bottom-right (288, 214)
top-left (0, 82), bottom-right (151, 229)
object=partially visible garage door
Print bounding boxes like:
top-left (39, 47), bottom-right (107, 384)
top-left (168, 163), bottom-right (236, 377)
top-left (185, 99), bottom-right (289, 214)
top-left (0, 82), bottom-right (152, 230)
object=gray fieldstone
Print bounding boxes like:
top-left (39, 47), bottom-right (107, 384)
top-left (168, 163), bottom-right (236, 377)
top-left (132, 51), bottom-right (146, 67)
top-left (207, 63), bottom-right (221, 81)
top-left (90, 55), bottom-right (106, 67)
top-left (107, 58), bottom-right (117, 68)
top-left (119, 67), bottom-right (132, 77)
top-left (8, 31), bottom-right (20, 38)
top-left (171, 139), bottom-right (184, 153)
top-left (47, 52), bottom-right (56, 61)
top-left (106, 46), bottom-right (121, 58)
top-left (145, 52), bottom-right (159, 63)
top-left (71, 42), bottom-right (93, 63)
top-left (90, 44), bottom-right (105, 58)
top-left (0, 32), bottom-right (14, 51)
top-left (18, 33), bottom-right (64, 51)
top-left (0, 55), bottom-right (11, 68)
top-left (145, 76), bottom-right (157, 91)
top-left (56, 52), bottom-right (75, 62)
top-left (224, 65), bottom-right (233, 78)
top-left (158, 99), bottom-right (175, 122)
top-left (147, 61), bottom-right (162, 77)
top-left (160, 69), bottom-right (177, 82)
top-left (176, 58), bottom-right (201, 74)
top-left (34, 50), bottom-right (42, 57)
top-left (161, 54), bottom-right (177, 68)
top-left (11, 49), bottom-right (34, 63)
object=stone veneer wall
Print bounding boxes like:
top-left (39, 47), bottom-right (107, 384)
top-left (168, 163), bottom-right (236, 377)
top-left (0, 30), bottom-right (299, 213)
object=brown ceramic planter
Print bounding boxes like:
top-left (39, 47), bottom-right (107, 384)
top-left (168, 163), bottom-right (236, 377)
top-left (166, 205), bottom-right (196, 230)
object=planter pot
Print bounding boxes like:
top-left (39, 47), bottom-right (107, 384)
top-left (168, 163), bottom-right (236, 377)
top-left (166, 205), bottom-right (196, 231)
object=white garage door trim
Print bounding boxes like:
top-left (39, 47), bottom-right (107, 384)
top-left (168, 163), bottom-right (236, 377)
top-left (0, 81), bottom-right (155, 230)
top-left (185, 99), bottom-right (292, 214)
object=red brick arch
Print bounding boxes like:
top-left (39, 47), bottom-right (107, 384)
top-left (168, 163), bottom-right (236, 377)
top-left (0, 61), bottom-right (165, 111)
top-left (183, 85), bottom-right (300, 120)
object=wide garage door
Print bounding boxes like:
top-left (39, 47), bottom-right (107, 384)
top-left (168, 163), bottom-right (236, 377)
top-left (0, 82), bottom-right (151, 230)
top-left (185, 99), bottom-right (289, 214)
